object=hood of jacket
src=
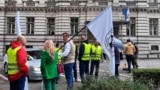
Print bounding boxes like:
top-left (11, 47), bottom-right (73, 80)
top-left (126, 42), bottom-right (133, 46)
top-left (10, 41), bottom-right (23, 49)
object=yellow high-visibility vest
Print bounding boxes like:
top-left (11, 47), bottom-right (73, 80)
top-left (81, 43), bottom-right (91, 61)
top-left (55, 48), bottom-right (62, 61)
top-left (7, 46), bottom-right (22, 75)
top-left (91, 45), bottom-right (102, 60)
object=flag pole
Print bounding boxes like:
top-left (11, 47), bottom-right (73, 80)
top-left (57, 26), bottom-right (86, 51)
top-left (16, 11), bottom-right (21, 36)
top-left (110, 30), bottom-right (115, 76)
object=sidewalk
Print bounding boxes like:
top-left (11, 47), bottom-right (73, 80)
top-left (98, 59), bottom-right (160, 80)
top-left (0, 59), bottom-right (160, 90)
top-left (120, 59), bottom-right (160, 68)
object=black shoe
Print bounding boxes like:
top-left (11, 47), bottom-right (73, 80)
top-left (75, 79), bottom-right (78, 82)
top-left (56, 82), bottom-right (58, 84)
top-left (67, 86), bottom-right (73, 90)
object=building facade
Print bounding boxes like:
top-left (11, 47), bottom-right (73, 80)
top-left (0, 0), bottom-right (160, 59)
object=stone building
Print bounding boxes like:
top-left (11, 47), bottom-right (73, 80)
top-left (0, 0), bottom-right (160, 59)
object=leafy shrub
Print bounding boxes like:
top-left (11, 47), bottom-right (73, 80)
top-left (76, 75), bottom-right (148, 90)
top-left (133, 68), bottom-right (160, 89)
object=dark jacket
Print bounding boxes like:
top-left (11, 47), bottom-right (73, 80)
top-left (134, 45), bottom-right (138, 55)
top-left (114, 46), bottom-right (120, 64)
top-left (75, 44), bottom-right (78, 60)
top-left (78, 40), bottom-right (90, 61)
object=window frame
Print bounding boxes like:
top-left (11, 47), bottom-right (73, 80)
top-left (47, 0), bottom-right (55, 2)
top-left (148, 0), bottom-right (157, 3)
top-left (7, 17), bottom-right (15, 34)
top-left (26, 17), bottom-right (34, 34)
top-left (149, 18), bottom-right (158, 36)
top-left (150, 45), bottom-right (159, 51)
top-left (130, 17), bottom-right (136, 36)
top-left (47, 17), bottom-right (55, 35)
top-left (70, 17), bottom-right (79, 35)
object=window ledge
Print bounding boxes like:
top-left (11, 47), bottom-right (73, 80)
top-left (148, 3), bottom-right (159, 7)
top-left (98, 1), bottom-right (108, 5)
top-left (5, 1), bottom-right (17, 6)
top-left (22, 1), bottom-right (39, 6)
top-left (45, 1), bottom-right (56, 6)
top-left (70, 1), bottom-right (79, 6)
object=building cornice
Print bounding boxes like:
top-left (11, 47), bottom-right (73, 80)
top-left (0, 6), bottom-right (159, 14)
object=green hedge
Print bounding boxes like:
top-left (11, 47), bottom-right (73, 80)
top-left (133, 68), bottom-right (160, 89)
top-left (76, 75), bottom-right (148, 90)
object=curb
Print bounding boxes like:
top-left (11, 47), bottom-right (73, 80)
top-left (0, 74), bottom-right (8, 81)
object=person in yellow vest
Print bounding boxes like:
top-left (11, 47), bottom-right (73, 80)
top-left (73, 43), bottom-right (78, 82)
top-left (55, 42), bottom-right (62, 84)
top-left (90, 40), bottom-right (102, 77)
top-left (78, 35), bottom-right (91, 83)
top-left (7, 35), bottom-right (28, 90)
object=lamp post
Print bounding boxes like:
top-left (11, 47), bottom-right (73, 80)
top-left (136, 0), bottom-right (139, 46)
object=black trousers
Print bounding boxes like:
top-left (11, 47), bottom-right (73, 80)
top-left (73, 61), bottom-right (77, 80)
top-left (90, 60), bottom-right (100, 76)
top-left (126, 55), bottom-right (134, 73)
top-left (115, 64), bottom-right (119, 76)
top-left (79, 61), bottom-right (89, 83)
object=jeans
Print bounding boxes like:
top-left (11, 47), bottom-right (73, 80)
top-left (10, 74), bottom-right (26, 90)
top-left (90, 60), bottom-right (100, 76)
top-left (64, 63), bottom-right (74, 90)
top-left (79, 61), bottom-right (89, 83)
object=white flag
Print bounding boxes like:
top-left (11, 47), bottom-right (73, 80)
top-left (126, 8), bottom-right (130, 22)
top-left (87, 6), bottom-right (115, 75)
top-left (16, 11), bottom-right (21, 36)
top-left (122, 7), bottom-right (130, 22)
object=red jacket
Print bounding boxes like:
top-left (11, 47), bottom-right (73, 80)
top-left (8, 41), bottom-right (28, 82)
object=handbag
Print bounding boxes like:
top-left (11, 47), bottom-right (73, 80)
top-left (57, 63), bottom-right (64, 74)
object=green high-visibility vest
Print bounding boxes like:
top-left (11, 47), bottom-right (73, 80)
top-left (81, 43), bottom-right (91, 61)
top-left (7, 46), bottom-right (22, 75)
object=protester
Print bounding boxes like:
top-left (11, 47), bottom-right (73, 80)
top-left (40, 40), bottom-right (58, 90)
top-left (73, 43), bottom-right (78, 82)
top-left (90, 40), bottom-right (102, 77)
top-left (114, 46), bottom-right (120, 76)
top-left (132, 42), bottom-right (139, 69)
top-left (7, 35), bottom-right (28, 90)
top-left (78, 35), bottom-right (91, 83)
top-left (101, 49), bottom-right (107, 63)
top-left (55, 43), bottom-right (62, 84)
top-left (123, 39), bottom-right (136, 73)
top-left (59, 32), bottom-right (75, 90)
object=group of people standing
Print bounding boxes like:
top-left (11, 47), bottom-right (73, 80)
top-left (6, 32), bottom-right (138, 90)
top-left (40, 32), bottom-right (104, 90)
